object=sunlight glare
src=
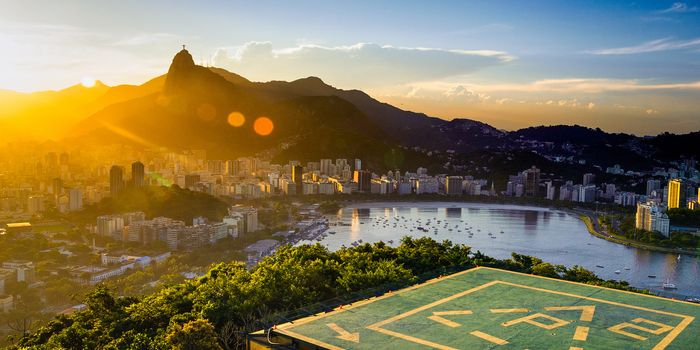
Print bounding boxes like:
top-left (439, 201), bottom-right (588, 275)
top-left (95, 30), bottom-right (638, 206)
top-left (81, 77), bottom-right (96, 88)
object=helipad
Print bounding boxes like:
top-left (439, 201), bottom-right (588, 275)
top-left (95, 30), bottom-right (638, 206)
top-left (259, 267), bottom-right (700, 349)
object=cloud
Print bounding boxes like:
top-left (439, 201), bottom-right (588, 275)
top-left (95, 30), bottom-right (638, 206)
top-left (658, 2), bottom-right (698, 13)
top-left (398, 78), bottom-right (700, 96)
top-left (589, 37), bottom-right (700, 55)
top-left (443, 85), bottom-right (491, 102)
top-left (211, 42), bottom-right (514, 88)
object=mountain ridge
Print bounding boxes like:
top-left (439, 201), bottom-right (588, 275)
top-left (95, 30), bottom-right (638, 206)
top-left (2, 48), bottom-right (698, 171)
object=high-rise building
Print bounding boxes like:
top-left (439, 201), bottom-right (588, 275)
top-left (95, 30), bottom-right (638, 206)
top-left (51, 177), bottom-right (64, 200)
top-left (668, 179), bottom-right (683, 209)
top-left (646, 179), bottom-right (661, 196)
top-left (206, 160), bottom-right (224, 175)
top-left (445, 176), bottom-right (463, 195)
top-left (353, 170), bottom-right (372, 192)
top-left (545, 181), bottom-right (555, 200)
top-left (582, 173), bottom-right (595, 186)
top-left (319, 159), bottom-right (332, 175)
top-left (354, 159), bottom-right (362, 171)
top-left (109, 166), bottom-right (124, 196)
top-left (292, 165), bottom-right (303, 195)
top-left (578, 185), bottom-right (597, 203)
top-left (68, 188), bottom-right (83, 211)
top-left (523, 166), bottom-right (540, 197)
top-left (184, 174), bottom-right (201, 189)
top-left (131, 161), bottom-right (145, 188)
top-left (635, 202), bottom-right (670, 237)
top-left (27, 195), bottom-right (45, 214)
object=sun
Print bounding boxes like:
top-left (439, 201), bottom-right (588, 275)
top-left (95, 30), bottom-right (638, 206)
top-left (81, 77), bottom-right (96, 88)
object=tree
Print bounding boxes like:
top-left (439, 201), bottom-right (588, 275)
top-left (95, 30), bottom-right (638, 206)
top-left (531, 263), bottom-right (563, 278)
top-left (166, 318), bottom-right (222, 350)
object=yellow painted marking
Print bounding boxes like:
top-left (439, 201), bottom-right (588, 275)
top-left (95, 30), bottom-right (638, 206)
top-left (278, 266), bottom-right (484, 331)
top-left (501, 312), bottom-right (570, 330)
top-left (496, 281), bottom-right (688, 320)
top-left (368, 281), bottom-right (498, 330)
top-left (469, 330), bottom-right (509, 345)
top-left (275, 267), bottom-right (696, 350)
top-left (496, 281), bottom-right (694, 350)
top-left (631, 318), bottom-right (675, 334)
top-left (428, 310), bottom-right (473, 328)
top-left (428, 315), bottom-right (461, 328)
top-left (277, 329), bottom-right (346, 350)
top-left (326, 323), bottom-right (360, 343)
top-left (573, 326), bottom-right (590, 341)
top-left (482, 267), bottom-right (700, 307)
top-left (545, 305), bottom-right (596, 321)
top-left (367, 281), bottom-right (498, 349)
top-left (608, 317), bottom-right (675, 341)
top-left (367, 326), bottom-right (459, 350)
top-left (654, 316), bottom-right (695, 350)
top-left (490, 308), bottom-right (529, 313)
top-left (433, 310), bottom-right (473, 316)
top-left (608, 323), bottom-right (648, 341)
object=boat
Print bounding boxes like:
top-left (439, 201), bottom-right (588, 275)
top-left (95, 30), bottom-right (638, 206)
top-left (328, 231), bottom-right (336, 234)
top-left (663, 280), bottom-right (677, 290)
top-left (685, 298), bottom-right (700, 303)
top-left (624, 267), bottom-right (630, 270)
top-left (648, 275), bottom-right (656, 278)
top-left (614, 270), bottom-right (621, 274)
top-left (677, 254), bottom-right (681, 261)
top-left (596, 265), bottom-right (604, 268)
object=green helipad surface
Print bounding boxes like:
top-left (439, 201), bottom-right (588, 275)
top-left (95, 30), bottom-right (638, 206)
top-left (276, 267), bottom-right (700, 350)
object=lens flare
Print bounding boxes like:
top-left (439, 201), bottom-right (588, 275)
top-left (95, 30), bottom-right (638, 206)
top-left (196, 103), bottom-right (217, 121)
top-left (253, 117), bottom-right (274, 136)
top-left (227, 112), bottom-right (245, 127)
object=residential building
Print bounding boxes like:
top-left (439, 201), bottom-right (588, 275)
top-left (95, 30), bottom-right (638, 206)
top-left (635, 202), bottom-right (670, 237)
top-left (446, 176), bottom-right (463, 195)
top-left (668, 179), bottom-right (683, 209)
top-left (109, 165), bottom-right (124, 196)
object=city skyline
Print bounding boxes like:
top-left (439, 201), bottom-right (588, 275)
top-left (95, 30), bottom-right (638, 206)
top-left (1, 1), bottom-right (700, 134)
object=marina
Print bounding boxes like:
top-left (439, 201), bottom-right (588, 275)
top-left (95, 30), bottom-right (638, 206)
top-left (296, 202), bottom-right (700, 299)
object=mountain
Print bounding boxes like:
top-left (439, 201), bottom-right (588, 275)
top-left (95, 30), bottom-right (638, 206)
top-left (210, 69), bottom-right (506, 152)
top-left (70, 49), bottom-right (432, 171)
top-left (2, 48), bottom-right (697, 174)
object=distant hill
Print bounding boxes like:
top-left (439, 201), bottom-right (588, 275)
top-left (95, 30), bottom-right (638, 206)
top-left (0, 78), bottom-right (163, 141)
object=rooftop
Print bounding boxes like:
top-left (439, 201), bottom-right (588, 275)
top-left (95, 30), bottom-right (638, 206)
top-left (266, 267), bottom-right (700, 350)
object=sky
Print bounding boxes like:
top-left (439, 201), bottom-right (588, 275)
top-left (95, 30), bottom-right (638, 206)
top-left (1, 0), bottom-right (699, 135)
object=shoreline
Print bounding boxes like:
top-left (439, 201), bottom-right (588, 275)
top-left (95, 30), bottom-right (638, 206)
top-left (575, 213), bottom-right (700, 257)
top-left (332, 198), bottom-right (700, 257)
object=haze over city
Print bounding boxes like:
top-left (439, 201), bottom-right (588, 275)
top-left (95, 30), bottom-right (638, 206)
top-left (2, 0), bottom-right (700, 134)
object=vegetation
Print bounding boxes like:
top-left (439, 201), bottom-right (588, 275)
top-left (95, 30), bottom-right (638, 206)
top-left (12, 237), bottom-right (644, 349)
top-left (667, 208), bottom-right (700, 228)
top-left (600, 214), bottom-right (700, 249)
top-left (69, 186), bottom-right (229, 224)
